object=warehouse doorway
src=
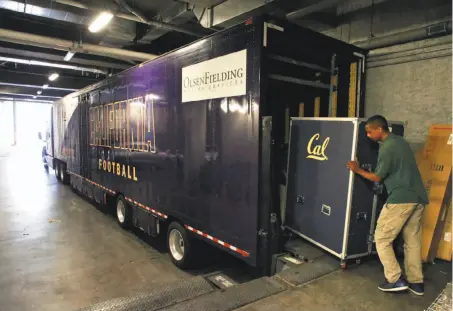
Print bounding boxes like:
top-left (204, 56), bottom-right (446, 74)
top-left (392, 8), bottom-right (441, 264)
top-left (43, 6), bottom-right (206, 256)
top-left (0, 101), bottom-right (14, 149)
top-left (13, 102), bottom-right (51, 161)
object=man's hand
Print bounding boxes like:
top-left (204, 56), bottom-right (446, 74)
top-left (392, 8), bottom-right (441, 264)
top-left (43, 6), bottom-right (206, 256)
top-left (346, 160), bottom-right (382, 183)
top-left (347, 161), bottom-right (360, 173)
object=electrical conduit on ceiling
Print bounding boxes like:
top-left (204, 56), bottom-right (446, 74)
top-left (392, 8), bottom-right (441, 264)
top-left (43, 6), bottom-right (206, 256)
top-left (0, 47), bottom-right (130, 70)
top-left (353, 20), bottom-right (452, 50)
top-left (286, 0), bottom-right (350, 20)
top-left (0, 28), bottom-right (158, 62)
top-left (0, 82), bottom-right (78, 91)
top-left (0, 56), bottom-right (107, 74)
top-left (355, 20), bottom-right (453, 68)
top-left (0, 91), bottom-right (61, 99)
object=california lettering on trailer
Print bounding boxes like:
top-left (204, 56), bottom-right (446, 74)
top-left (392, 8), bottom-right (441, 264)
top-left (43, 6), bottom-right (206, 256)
top-left (88, 93), bottom-right (157, 153)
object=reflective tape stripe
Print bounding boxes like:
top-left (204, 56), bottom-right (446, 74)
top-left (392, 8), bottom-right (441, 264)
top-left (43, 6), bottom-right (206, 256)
top-left (125, 197), bottom-right (168, 219)
top-left (185, 225), bottom-right (250, 258)
top-left (68, 171), bottom-right (116, 195)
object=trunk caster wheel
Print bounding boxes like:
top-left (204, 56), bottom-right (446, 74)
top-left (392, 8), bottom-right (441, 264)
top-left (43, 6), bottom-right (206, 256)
top-left (341, 261), bottom-right (347, 269)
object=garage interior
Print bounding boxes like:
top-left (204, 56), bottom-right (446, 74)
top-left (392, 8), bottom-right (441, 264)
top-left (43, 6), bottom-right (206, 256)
top-left (0, 0), bottom-right (451, 311)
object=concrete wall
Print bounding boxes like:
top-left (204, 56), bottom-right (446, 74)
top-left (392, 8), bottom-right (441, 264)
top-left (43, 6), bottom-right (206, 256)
top-left (364, 47), bottom-right (451, 151)
top-left (309, 0), bottom-right (452, 150)
top-left (321, 0), bottom-right (451, 44)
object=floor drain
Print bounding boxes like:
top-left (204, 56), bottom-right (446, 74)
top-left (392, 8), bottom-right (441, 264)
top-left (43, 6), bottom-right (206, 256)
top-left (205, 272), bottom-right (238, 290)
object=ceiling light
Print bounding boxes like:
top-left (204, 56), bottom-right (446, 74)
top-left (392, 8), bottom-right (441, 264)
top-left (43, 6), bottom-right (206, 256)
top-left (88, 11), bottom-right (113, 33)
top-left (33, 96), bottom-right (37, 99)
top-left (43, 84), bottom-right (49, 89)
top-left (48, 73), bottom-right (59, 81)
top-left (145, 94), bottom-right (159, 100)
top-left (37, 90), bottom-right (42, 95)
top-left (64, 51), bottom-right (75, 61)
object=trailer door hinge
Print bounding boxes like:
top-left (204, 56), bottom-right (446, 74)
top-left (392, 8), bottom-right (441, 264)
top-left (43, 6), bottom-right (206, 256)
top-left (270, 213), bottom-right (277, 223)
top-left (258, 229), bottom-right (268, 237)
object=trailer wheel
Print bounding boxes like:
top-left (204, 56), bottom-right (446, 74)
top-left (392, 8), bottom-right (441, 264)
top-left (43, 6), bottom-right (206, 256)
top-left (59, 163), bottom-right (69, 184)
top-left (55, 163), bottom-right (61, 181)
top-left (167, 222), bottom-right (194, 269)
top-left (116, 196), bottom-right (131, 229)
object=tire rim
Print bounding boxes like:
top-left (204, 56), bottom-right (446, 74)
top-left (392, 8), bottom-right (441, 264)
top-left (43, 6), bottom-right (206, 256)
top-left (60, 166), bottom-right (64, 180)
top-left (117, 200), bottom-right (125, 223)
top-left (169, 229), bottom-right (185, 261)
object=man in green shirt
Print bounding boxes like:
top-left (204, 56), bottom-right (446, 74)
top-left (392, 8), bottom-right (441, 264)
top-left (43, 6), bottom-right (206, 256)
top-left (347, 115), bottom-right (428, 296)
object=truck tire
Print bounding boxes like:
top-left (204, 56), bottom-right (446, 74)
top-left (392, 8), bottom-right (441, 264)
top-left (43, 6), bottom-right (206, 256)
top-left (59, 163), bottom-right (69, 184)
top-left (116, 195), bottom-right (131, 229)
top-left (55, 163), bottom-right (61, 181)
top-left (167, 222), bottom-right (195, 269)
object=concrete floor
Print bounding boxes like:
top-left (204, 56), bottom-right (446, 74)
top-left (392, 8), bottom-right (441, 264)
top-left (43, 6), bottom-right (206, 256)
top-left (1, 145), bottom-right (451, 311)
top-left (237, 257), bottom-right (452, 311)
top-left (0, 145), bottom-right (251, 311)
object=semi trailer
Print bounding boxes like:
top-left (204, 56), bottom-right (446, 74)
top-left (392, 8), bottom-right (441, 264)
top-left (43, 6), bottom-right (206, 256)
top-left (44, 14), bottom-right (382, 276)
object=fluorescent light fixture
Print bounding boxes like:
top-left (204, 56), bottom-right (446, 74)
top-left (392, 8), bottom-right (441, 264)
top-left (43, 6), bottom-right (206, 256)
top-left (48, 73), bottom-right (59, 81)
top-left (88, 11), bottom-right (113, 33)
top-left (33, 96), bottom-right (37, 99)
top-left (145, 93), bottom-right (159, 100)
top-left (37, 90), bottom-right (42, 95)
top-left (64, 51), bottom-right (75, 61)
top-left (43, 84), bottom-right (49, 89)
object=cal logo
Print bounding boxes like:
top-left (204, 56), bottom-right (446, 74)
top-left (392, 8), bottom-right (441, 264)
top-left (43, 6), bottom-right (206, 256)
top-left (307, 133), bottom-right (330, 161)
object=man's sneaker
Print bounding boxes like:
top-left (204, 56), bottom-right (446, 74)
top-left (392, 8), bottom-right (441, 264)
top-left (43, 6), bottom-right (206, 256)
top-left (378, 278), bottom-right (409, 292)
top-left (408, 283), bottom-right (424, 296)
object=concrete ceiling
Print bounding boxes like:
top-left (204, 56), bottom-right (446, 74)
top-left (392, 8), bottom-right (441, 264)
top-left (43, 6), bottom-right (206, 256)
top-left (0, 0), bottom-right (450, 103)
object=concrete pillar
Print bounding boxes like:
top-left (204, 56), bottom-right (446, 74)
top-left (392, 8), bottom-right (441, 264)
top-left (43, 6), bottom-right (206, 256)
top-left (12, 100), bottom-right (17, 146)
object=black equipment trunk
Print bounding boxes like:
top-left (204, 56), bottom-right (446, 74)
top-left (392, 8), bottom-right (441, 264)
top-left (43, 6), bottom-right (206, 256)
top-left (285, 118), bottom-right (404, 261)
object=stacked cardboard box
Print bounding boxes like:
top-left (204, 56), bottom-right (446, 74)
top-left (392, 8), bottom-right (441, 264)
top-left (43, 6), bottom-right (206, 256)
top-left (437, 201), bottom-right (452, 261)
top-left (416, 124), bottom-right (452, 263)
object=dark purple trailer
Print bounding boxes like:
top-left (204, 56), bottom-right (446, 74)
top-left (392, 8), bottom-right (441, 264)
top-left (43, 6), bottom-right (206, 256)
top-left (45, 15), bottom-right (367, 276)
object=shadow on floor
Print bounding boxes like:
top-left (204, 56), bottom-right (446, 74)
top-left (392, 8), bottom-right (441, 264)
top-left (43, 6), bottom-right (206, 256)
top-left (70, 188), bottom-right (256, 284)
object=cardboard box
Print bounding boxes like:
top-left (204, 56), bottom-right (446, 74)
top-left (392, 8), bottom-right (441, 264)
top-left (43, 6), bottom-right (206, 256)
top-left (437, 201), bottom-right (452, 261)
top-left (416, 125), bottom-right (452, 263)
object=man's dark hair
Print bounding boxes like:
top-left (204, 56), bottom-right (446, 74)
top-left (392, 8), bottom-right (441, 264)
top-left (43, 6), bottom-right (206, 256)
top-left (366, 115), bottom-right (389, 132)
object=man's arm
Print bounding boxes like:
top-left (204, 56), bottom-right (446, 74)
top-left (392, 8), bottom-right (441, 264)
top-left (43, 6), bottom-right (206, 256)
top-left (347, 161), bottom-right (382, 182)
top-left (347, 148), bottom-right (391, 183)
